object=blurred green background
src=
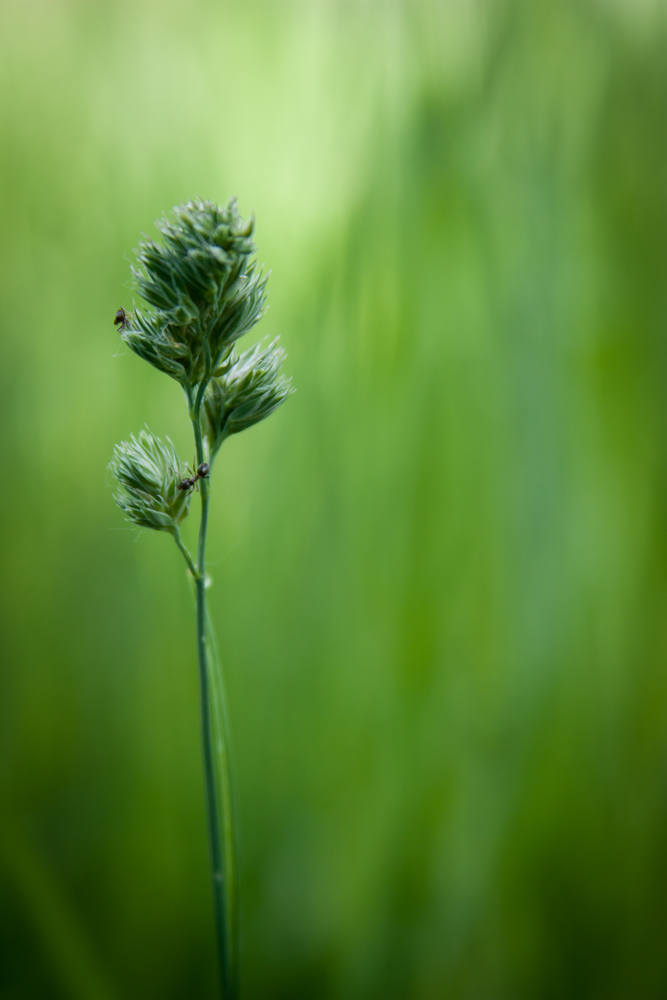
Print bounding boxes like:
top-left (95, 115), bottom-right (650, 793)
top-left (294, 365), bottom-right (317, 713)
top-left (2, 0), bottom-right (667, 997)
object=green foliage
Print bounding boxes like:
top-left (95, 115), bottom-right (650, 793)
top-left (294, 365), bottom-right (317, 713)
top-left (121, 198), bottom-right (268, 390)
top-left (203, 339), bottom-right (294, 457)
top-left (4, 2), bottom-right (667, 1000)
top-left (109, 430), bottom-right (190, 532)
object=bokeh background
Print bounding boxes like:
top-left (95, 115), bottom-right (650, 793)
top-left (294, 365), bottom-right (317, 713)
top-left (2, 0), bottom-right (667, 997)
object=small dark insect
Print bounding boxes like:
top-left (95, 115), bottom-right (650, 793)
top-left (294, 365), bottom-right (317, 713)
top-left (114, 307), bottom-right (130, 332)
top-left (177, 462), bottom-right (210, 493)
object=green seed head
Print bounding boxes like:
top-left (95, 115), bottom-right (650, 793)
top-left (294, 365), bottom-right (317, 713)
top-left (120, 197), bottom-right (268, 389)
top-left (109, 429), bottom-right (191, 532)
top-left (203, 338), bottom-right (295, 457)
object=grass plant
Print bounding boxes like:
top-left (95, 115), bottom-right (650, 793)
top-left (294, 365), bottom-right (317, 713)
top-left (3, 1), bottom-right (667, 996)
top-left (109, 198), bottom-right (293, 999)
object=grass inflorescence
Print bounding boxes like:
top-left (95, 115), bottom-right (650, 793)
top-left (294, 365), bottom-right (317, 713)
top-left (108, 197), bottom-right (293, 999)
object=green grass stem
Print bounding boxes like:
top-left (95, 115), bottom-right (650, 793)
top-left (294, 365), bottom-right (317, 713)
top-left (192, 395), bottom-right (239, 1000)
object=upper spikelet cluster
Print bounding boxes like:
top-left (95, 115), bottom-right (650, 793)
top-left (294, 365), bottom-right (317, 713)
top-left (121, 198), bottom-right (269, 389)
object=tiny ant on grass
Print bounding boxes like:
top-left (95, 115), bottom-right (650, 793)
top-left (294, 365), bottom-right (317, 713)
top-left (177, 463), bottom-right (210, 494)
top-left (114, 307), bottom-right (130, 332)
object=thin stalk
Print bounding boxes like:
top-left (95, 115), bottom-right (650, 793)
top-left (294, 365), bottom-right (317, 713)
top-left (205, 604), bottom-right (239, 991)
top-left (172, 526), bottom-right (198, 578)
top-left (191, 386), bottom-right (239, 999)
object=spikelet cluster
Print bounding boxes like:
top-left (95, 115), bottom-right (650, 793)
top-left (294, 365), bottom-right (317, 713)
top-left (203, 339), bottom-right (294, 457)
top-left (121, 198), bottom-right (268, 389)
top-left (110, 430), bottom-right (191, 531)
top-left (109, 197), bottom-right (293, 533)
